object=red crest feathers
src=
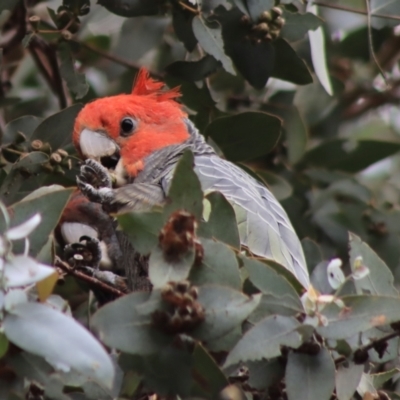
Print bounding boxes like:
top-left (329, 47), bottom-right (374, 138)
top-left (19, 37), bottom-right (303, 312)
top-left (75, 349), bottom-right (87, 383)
top-left (131, 68), bottom-right (181, 102)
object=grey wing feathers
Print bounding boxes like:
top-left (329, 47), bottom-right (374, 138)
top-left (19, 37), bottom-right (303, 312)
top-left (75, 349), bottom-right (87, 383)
top-left (163, 154), bottom-right (310, 288)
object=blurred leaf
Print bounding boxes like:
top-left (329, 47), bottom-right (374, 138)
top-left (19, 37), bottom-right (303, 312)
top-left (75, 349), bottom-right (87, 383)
top-left (192, 343), bottom-right (228, 398)
top-left (200, 191), bottom-right (240, 249)
top-left (318, 295), bottom-right (400, 339)
top-left (281, 10), bottom-right (323, 42)
top-left (255, 170), bottom-right (292, 201)
top-left (225, 315), bottom-right (302, 367)
top-left (190, 238), bottom-right (241, 289)
top-left (4, 302), bottom-right (115, 388)
top-left (371, 0), bottom-right (400, 28)
top-left (62, 0), bottom-right (90, 16)
top-left (165, 76), bottom-right (216, 112)
top-left (336, 362), bottom-right (364, 400)
top-left (271, 38), bottom-right (313, 85)
top-left (247, 358), bottom-right (285, 391)
top-left (301, 238), bottom-right (322, 273)
top-left (192, 16), bottom-right (235, 75)
top-left (141, 346), bottom-right (193, 396)
top-left (92, 291), bottom-right (172, 355)
top-left (97, 0), bottom-right (161, 16)
top-left (114, 17), bottom-right (169, 65)
top-left (205, 111), bottom-right (281, 162)
top-left (0, 0), bottom-right (18, 13)
top-left (8, 186), bottom-right (73, 256)
top-left (36, 272), bottom-right (59, 303)
top-left (285, 106), bottom-right (308, 164)
top-left (0, 152), bottom-right (50, 205)
top-left (30, 104), bottom-right (83, 150)
top-left (58, 42), bottom-right (89, 100)
top-left (285, 348), bottom-right (335, 400)
top-left (148, 245), bottom-right (195, 288)
top-left (307, 3), bottom-right (333, 95)
top-left (246, 0), bottom-right (274, 21)
top-left (349, 233), bottom-right (397, 296)
top-left (192, 285), bottom-right (261, 341)
top-left (165, 150), bottom-right (203, 219)
top-left (165, 56), bottom-right (219, 81)
top-left (220, 7), bottom-right (275, 88)
top-left (118, 211), bottom-right (163, 255)
top-left (0, 332), bottom-right (9, 358)
top-left (8, 352), bottom-right (64, 397)
top-left (172, 8), bottom-right (197, 52)
top-left (303, 139), bottom-right (400, 173)
top-left (2, 116), bottom-right (43, 146)
top-left (372, 368), bottom-right (399, 389)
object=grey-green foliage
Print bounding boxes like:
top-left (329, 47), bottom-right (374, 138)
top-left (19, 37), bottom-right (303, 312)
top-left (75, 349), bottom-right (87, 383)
top-left (2, 0), bottom-right (400, 399)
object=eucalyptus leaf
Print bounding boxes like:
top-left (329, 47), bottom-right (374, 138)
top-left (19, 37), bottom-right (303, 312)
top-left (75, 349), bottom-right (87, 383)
top-left (224, 315), bottom-right (303, 367)
top-left (286, 348), bottom-right (335, 400)
top-left (192, 285), bottom-right (261, 341)
top-left (4, 302), bottom-right (115, 388)
top-left (92, 291), bottom-right (172, 355)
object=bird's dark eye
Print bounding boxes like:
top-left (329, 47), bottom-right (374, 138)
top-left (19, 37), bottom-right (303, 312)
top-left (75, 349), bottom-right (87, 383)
top-left (120, 117), bottom-right (137, 137)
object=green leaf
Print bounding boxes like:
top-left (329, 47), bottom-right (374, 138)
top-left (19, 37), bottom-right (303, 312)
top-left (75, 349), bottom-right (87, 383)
top-left (271, 38), bottom-right (313, 85)
top-left (97, 0), bottom-right (160, 17)
top-left (172, 8), bottom-right (197, 52)
top-left (318, 295), bottom-right (400, 340)
top-left (165, 56), bottom-right (220, 82)
top-left (148, 245), bottom-right (195, 288)
top-left (200, 191), bottom-right (240, 249)
top-left (164, 150), bottom-right (203, 219)
top-left (371, 0), bottom-right (400, 28)
top-left (0, 332), bottom-right (9, 358)
top-left (336, 362), bottom-right (363, 400)
top-left (62, 0), bottom-right (90, 16)
top-left (285, 348), bottom-right (335, 400)
top-left (192, 16), bottom-right (236, 75)
top-left (246, 0), bottom-right (274, 21)
top-left (285, 106), bottom-right (308, 164)
top-left (2, 116), bottom-right (43, 146)
top-left (192, 285), bottom-right (261, 341)
top-left (58, 42), bottom-right (88, 99)
top-left (0, 152), bottom-right (50, 205)
top-left (8, 352), bottom-right (73, 400)
top-left (349, 232), bottom-right (397, 296)
top-left (255, 170), bottom-right (292, 201)
top-left (205, 112), bottom-right (281, 162)
top-left (92, 291), bottom-right (172, 355)
top-left (30, 104), bottom-right (83, 150)
top-left (8, 186), bottom-right (73, 256)
top-left (241, 256), bottom-right (302, 305)
top-left (307, 3), bottom-right (333, 95)
top-left (303, 139), bottom-right (400, 173)
top-left (224, 315), bottom-right (303, 367)
top-left (4, 302), bottom-right (115, 389)
top-left (118, 211), bottom-right (163, 255)
top-left (190, 238), bottom-right (241, 290)
top-left (301, 238), bottom-right (322, 274)
top-left (372, 368), bottom-right (399, 389)
top-left (220, 7), bottom-right (275, 88)
top-left (192, 343), bottom-right (228, 398)
top-left (281, 10), bottom-right (323, 42)
top-left (0, 0), bottom-right (18, 13)
top-left (247, 358), bottom-right (285, 391)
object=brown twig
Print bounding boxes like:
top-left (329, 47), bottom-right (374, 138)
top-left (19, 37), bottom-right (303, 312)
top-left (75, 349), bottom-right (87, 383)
top-left (334, 330), bottom-right (400, 366)
top-left (70, 39), bottom-right (164, 79)
top-left (55, 256), bottom-right (126, 298)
